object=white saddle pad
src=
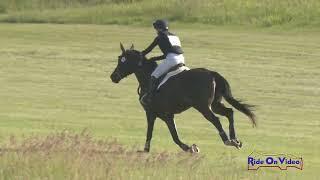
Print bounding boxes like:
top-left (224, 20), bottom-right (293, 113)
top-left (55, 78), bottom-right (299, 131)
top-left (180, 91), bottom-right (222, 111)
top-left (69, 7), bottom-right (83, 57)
top-left (157, 66), bottom-right (190, 90)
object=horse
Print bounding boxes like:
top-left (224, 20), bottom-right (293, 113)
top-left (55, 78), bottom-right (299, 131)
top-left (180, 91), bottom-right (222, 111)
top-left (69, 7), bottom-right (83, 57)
top-left (110, 43), bottom-right (256, 153)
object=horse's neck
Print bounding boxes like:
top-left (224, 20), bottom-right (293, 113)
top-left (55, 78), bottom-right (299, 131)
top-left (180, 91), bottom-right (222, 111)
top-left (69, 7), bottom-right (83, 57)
top-left (134, 62), bottom-right (156, 94)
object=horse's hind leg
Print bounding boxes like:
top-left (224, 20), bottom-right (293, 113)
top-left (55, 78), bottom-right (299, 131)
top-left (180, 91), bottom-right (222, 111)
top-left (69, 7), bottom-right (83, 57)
top-left (196, 106), bottom-right (229, 144)
top-left (159, 114), bottom-right (190, 152)
top-left (212, 103), bottom-right (242, 149)
top-left (196, 106), bottom-right (241, 149)
top-left (212, 102), bottom-right (236, 139)
top-left (212, 103), bottom-right (241, 148)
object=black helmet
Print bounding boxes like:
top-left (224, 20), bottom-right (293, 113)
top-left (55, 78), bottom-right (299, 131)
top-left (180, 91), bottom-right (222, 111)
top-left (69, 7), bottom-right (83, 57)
top-left (153, 19), bottom-right (168, 31)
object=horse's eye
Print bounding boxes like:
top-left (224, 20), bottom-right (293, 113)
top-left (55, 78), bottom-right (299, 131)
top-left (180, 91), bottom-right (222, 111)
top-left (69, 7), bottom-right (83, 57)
top-left (120, 56), bottom-right (126, 63)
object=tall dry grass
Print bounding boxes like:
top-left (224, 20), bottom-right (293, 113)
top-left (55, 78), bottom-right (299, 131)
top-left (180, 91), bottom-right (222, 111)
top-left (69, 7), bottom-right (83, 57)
top-left (0, 129), bottom-right (204, 179)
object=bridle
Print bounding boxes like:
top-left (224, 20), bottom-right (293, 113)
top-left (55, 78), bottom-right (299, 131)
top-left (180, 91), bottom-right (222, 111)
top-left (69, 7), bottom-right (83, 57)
top-left (134, 51), bottom-right (151, 97)
top-left (115, 50), bottom-right (151, 97)
top-left (113, 67), bottom-right (123, 80)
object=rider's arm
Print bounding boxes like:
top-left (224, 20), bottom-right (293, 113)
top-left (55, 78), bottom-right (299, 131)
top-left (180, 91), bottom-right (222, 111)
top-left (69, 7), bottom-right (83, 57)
top-left (141, 37), bottom-right (158, 56)
top-left (149, 55), bottom-right (165, 61)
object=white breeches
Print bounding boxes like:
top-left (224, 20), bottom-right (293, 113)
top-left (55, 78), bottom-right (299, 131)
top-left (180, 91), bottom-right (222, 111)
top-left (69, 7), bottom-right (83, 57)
top-left (151, 53), bottom-right (185, 78)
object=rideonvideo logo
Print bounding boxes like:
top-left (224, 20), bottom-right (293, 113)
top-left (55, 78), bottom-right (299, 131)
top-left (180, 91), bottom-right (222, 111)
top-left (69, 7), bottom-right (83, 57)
top-left (248, 151), bottom-right (303, 170)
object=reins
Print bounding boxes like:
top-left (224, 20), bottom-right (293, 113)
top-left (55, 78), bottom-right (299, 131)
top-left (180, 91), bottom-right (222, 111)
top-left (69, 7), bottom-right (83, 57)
top-left (129, 50), bottom-right (157, 97)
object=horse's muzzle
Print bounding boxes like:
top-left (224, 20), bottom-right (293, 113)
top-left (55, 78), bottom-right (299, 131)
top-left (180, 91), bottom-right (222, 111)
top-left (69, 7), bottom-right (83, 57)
top-left (110, 73), bottom-right (120, 83)
top-left (110, 69), bottom-right (121, 83)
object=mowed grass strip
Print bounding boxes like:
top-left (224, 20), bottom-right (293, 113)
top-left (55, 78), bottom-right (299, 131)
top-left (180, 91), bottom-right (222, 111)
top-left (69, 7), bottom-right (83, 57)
top-left (0, 24), bottom-right (319, 179)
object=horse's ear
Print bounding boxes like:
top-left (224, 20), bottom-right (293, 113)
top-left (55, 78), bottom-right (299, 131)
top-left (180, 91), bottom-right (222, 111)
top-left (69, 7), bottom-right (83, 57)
top-left (130, 44), bottom-right (134, 50)
top-left (120, 42), bottom-right (125, 53)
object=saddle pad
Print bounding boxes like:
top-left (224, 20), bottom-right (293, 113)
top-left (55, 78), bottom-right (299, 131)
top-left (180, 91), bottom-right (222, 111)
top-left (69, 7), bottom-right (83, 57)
top-left (157, 66), bottom-right (190, 90)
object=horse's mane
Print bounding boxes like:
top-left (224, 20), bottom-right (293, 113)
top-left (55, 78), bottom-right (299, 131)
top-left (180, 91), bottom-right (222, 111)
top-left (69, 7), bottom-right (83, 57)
top-left (129, 49), bottom-right (158, 71)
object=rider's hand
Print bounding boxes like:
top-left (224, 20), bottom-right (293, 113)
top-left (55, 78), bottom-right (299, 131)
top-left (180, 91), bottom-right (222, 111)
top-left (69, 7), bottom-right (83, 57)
top-left (148, 57), bottom-right (157, 62)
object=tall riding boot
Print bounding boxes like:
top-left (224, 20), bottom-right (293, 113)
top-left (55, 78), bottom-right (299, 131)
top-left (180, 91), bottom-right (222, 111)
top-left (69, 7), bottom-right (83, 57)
top-left (141, 76), bottom-right (157, 108)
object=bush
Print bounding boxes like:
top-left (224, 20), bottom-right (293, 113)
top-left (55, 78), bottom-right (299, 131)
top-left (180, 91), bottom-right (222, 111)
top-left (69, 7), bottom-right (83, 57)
top-left (0, 3), bottom-right (7, 13)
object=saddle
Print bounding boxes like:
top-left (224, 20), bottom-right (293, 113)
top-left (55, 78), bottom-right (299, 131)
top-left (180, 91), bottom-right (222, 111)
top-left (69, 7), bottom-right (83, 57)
top-left (157, 63), bottom-right (190, 90)
top-left (168, 63), bottom-right (185, 73)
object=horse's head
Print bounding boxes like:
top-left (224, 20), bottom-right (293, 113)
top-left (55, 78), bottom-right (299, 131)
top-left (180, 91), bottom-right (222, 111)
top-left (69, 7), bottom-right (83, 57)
top-left (110, 43), bottom-right (144, 83)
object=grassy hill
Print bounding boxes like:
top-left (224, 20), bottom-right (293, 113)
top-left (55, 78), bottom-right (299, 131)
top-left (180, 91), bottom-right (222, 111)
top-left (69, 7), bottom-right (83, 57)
top-left (0, 0), bottom-right (320, 27)
top-left (0, 23), bottom-right (319, 179)
top-left (1, 1), bottom-right (319, 179)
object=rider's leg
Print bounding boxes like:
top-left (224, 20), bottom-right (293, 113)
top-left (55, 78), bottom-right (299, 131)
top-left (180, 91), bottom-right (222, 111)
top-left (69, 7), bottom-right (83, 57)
top-left (151, 53), bottom-right (185, 78)
top-left (143, 76), bottom-right (157, 105)
top-left (141, 61), bottom-right (168, 107)
top-left (166, 53), bottom-right (185, 65)
top-left (141, 53), bottom-right (185, 107)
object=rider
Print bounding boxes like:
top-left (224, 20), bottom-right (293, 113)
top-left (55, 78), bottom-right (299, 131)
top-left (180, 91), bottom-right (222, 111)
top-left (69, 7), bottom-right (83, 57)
top-left (141, 19), bottom-right (185, 107)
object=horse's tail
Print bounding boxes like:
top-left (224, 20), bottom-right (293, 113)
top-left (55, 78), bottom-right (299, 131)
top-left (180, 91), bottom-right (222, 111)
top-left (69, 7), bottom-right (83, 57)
top-left (220, 75), bottom-right (257, 127)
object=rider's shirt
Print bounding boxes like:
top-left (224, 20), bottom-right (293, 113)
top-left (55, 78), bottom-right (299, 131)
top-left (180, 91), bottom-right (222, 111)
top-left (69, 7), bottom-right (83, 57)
top-left (142, 31), bottom-right (184, 57)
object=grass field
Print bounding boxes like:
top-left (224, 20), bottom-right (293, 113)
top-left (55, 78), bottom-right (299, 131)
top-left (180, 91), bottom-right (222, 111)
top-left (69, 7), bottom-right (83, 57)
top-left (0, 23), bottom-right (319, 179)
top-left (1, 0), bottom-right (320, 27)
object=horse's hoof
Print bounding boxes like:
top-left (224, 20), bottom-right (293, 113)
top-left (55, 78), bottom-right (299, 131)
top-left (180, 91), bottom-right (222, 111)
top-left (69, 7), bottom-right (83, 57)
top-left (231, 139), bottom-right (242, 149)
top-left (190, 144), bottom-right (200, 153)
top-left (137, 149), bottom-right (149, 153)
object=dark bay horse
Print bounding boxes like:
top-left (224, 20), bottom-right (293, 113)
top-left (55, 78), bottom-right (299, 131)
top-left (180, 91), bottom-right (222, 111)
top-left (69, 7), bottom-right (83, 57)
top-left (110, 43), bottom-right (256, 153)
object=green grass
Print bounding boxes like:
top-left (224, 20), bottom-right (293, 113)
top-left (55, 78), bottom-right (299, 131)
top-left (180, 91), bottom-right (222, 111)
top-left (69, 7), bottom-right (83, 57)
top-left (0, 23), bottom-right (319, 179)
top-left (0, 0), bottom-right (320, 27)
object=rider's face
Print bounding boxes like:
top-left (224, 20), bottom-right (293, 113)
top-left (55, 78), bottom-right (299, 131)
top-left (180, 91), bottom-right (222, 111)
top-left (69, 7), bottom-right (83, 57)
top-left (154, 27), bottom-right (162, 34)
top-left (155, 29), bottom-right (160, 34)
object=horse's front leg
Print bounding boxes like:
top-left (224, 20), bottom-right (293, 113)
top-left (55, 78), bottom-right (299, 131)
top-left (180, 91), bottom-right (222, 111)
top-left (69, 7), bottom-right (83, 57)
top-left (159, 114), bottom-right (192, 152)
top-left (142, 112), bottom-right (156, 152)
